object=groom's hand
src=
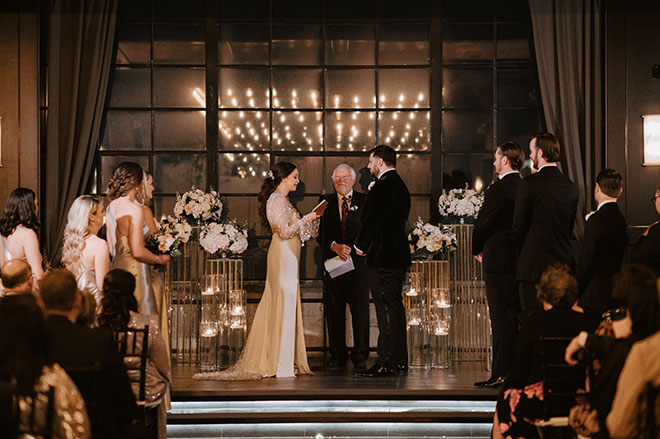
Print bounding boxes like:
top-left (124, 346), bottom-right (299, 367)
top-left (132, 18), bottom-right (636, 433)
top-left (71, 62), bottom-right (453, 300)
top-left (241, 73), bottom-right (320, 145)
top-left (331, 243), bottom-right (352, 260)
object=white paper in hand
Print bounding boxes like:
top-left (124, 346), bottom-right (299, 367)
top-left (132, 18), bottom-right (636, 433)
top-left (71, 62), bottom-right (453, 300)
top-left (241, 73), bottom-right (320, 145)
top-left (324, 255), bottom-right (355, 278)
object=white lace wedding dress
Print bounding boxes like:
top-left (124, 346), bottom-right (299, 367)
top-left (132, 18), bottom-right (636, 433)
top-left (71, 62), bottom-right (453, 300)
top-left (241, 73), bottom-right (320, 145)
top-left (195, 192), bottom-right (319, 380)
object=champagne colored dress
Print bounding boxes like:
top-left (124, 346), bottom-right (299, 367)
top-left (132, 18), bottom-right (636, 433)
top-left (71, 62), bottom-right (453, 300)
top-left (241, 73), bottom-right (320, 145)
top-left (107, 211), bottom-right (170, 354)
top-left (195, 192), bottom-right (319, 380)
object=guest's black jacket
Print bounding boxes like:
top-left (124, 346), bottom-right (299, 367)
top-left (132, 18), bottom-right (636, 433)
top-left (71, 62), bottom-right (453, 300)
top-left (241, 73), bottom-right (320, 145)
top-left (45, 315), bottom-right (137, 439)
top-left (512, 166), bottom-right (578, 282)
top-left (472, 172), bottom-right (521, 274)
top-left (355, 170), bottom-right (411, 269)
top-left (317, 191), bottom-right (367, 262)
top-left (631, 222), bottom-right (660, 276)
top-left (576, 202), bottom-right (627, 314)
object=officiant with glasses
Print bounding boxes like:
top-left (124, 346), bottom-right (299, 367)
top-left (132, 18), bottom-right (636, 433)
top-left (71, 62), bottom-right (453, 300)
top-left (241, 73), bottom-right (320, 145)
top-left (317, 164), bottom-right (370, 372)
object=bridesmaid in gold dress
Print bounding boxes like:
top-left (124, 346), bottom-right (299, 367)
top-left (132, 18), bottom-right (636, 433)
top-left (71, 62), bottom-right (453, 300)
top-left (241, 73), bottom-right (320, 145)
top-left (105, 162), bottom-right (171, 351)
top-left (195, 162), bottom-right (323, 381)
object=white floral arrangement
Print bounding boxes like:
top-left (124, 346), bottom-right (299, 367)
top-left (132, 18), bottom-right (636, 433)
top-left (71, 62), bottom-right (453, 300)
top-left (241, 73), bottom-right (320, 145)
top-left (199, 219), bottom-right (249, 257)
top-left (173, 187), bottom-right (223, 224)
top-left (408, 217), bottom-right (456, 259)
top-left (146, 216), bottom-right (192, 258)
top-left (437, 184), bottom-right (484, 223)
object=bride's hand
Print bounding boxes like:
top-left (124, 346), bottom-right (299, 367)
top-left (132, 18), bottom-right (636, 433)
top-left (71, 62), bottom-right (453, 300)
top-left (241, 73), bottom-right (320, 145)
top-left (304, 211), bottom-right (321, 221)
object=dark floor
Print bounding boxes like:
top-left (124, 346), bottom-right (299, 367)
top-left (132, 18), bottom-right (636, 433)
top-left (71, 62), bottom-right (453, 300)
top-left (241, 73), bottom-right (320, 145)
top-left (171, 356), bottom-right (499, 400)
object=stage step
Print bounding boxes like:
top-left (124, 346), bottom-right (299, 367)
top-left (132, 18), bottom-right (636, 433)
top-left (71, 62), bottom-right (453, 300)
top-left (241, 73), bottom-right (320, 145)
top-left (166, 399), bottom-right (495, 438)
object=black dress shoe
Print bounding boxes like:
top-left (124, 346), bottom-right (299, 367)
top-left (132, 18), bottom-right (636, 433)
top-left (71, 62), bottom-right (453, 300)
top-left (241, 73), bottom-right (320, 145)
top-left (356, 364), bottom-right (394, 377)
top-left (395, 364), bottom-right (408, 374)
top-left (474, 376), bottom-right (505, 387)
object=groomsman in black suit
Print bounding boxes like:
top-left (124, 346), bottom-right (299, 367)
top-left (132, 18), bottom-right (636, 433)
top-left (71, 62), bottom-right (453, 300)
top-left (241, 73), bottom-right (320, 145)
top-left (576, 169), bottom-right (627, 319)
top-left (317, 164), bottom-right (370, 371)
top-left (355, 145), bottom-right (411, 377)
top-left (631, 186), bottom-right (660, 276)
top-left (512, 132), bottom-right (578, 311)
top-left (472, 142), bottom-right (524, 388)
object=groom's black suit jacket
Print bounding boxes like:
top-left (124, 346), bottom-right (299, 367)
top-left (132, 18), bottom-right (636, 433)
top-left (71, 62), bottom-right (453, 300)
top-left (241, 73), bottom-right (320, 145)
top-left (355, 170), bottom-right (411, 269)
top-left (318, 191), bottom-right (367, 262)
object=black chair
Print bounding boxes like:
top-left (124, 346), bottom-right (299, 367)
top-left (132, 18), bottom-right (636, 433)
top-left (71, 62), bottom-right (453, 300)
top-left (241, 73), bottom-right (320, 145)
top-left (13, 385), bottom-right (56, 439)
top-left (114, 326), bottom-right (152, 426)
top-left (535, 336), bottom-right (586, 438)
top-left (66, 363), bottom-right (104, 438)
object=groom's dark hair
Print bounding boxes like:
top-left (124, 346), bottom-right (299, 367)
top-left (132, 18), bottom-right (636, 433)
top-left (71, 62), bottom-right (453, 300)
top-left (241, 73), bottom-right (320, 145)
top-left (369, 145), bottom-right (396, 167)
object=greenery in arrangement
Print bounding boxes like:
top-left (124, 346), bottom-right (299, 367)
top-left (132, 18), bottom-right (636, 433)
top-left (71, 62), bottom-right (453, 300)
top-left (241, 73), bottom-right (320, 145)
top-left (408, 217), bottom-right (457, 260)
top-left (146, 215), bottom-right (192, 259)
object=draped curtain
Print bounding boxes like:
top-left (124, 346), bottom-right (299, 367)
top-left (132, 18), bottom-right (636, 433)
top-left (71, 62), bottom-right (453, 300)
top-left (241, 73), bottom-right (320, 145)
top-left (528, 0), bottom-right (603, 236)
top-left (44, 0), bottom-right (117, 262)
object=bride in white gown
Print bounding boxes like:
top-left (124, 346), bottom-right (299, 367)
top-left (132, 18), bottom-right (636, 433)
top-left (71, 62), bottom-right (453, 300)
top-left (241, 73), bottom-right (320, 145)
top-left (195, 162), bottom-right (325, 380)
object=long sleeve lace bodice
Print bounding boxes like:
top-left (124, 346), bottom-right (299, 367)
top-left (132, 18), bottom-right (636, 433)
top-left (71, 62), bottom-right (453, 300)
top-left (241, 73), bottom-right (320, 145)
top-left (267, 193), bottom-right (319, 243)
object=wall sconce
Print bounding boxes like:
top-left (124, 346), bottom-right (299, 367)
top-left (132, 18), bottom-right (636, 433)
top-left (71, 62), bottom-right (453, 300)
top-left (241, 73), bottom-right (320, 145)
top-left (643, 115), bottom-right (660, 165)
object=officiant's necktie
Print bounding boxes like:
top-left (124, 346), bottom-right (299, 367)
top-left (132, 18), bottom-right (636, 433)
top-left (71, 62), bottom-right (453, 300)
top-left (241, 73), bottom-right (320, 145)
top-left (341, 196), bottom-right (350, 234)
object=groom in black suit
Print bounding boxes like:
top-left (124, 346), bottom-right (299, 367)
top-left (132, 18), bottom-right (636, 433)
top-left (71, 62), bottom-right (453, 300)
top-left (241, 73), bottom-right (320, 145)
top-left (317, 164), bottom-right (370, 371)
top-left (472, 141), bottom-right (523, 387)
top-left (355, 145), bottom-right (411, 377)
top-left (512, 133), bottom-right (578, 311)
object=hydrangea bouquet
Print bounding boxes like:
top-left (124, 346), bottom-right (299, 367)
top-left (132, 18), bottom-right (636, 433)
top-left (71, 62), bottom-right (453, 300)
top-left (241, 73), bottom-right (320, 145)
top-left (408, 217), bottom-right (457, 259)
top-left (173, 187), bottom-right (224, 224)
top-left (146, 216), bottom-right (192, 259)
top-left (437, 184), bottom-right (484, 224)
top-left (199, 219), bottom-right (249, 257)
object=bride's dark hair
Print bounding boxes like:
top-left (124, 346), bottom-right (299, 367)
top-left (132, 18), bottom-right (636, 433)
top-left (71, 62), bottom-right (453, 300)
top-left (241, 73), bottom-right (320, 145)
top-left (257, 162), bottom-right (297, 232)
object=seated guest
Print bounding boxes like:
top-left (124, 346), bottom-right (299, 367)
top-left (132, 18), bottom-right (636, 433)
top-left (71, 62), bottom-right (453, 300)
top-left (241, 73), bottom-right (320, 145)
top-left (493, 264), bottom-right (591, 439)
top-left (631, 185), bottom-right (660, 275)
top-left (0, 259), bottom-right (34, 296)
top-left (0, 294), bottom-right (89, 438)
top-left (97, 269), bottom-right (171, 439)
top-left (0, 188), bottom-right (44, 286)
top-left (41, 269), bottom-right (137, 439)
top-left (565, 264), bottom-right (660, 438)
top-left (607, 327), bottom-right (660, 438)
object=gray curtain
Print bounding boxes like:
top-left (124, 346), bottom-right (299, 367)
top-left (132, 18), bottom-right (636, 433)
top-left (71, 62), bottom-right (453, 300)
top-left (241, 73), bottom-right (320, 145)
top-left (528, 0), bottom-right (603, 236)
top-left (44, 0), bottom-right (117, 262)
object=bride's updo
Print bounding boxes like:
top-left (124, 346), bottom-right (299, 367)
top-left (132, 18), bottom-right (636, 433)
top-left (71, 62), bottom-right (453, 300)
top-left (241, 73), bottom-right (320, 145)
top-left (257, 162), bottom-right (297, 231)
top-left (107, 162), bottom-right (144, 200)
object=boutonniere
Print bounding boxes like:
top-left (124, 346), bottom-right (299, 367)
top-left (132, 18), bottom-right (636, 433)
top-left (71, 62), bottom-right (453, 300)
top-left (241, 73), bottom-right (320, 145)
top-left (350, 205), bottom-right (359, 212)
top-left (368, 181), bottom-right (376, 191)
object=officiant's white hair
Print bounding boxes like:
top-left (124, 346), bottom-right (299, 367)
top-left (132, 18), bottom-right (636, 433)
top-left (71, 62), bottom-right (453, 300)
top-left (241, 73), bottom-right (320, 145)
top-left (331, 163), bottom-right (356, 180)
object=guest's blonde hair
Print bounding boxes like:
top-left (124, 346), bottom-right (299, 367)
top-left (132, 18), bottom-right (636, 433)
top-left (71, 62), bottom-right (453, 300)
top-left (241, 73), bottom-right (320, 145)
top-left (135, 170), bottom-right (153, 208)
top-left (61, 196), bottom-right (103, 279)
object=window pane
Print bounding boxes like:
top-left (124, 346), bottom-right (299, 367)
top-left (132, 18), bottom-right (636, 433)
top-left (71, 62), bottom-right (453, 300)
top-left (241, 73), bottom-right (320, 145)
top-left (272, 111), bottom-right (323, 151)
top-left (153, 196), bottom-right (176, 220)
top-left (115, 23), bottom-right (150, 65)
top-left (443, 154), bottom-right (494, 191)
top-left (101, 111), bottom-right (151, 150)
top-left (326, 111), bottom-right (376, 152)
top-left (278, 156), bottom-right (323, 194)
top-left (153, 67), bottom-right (205, 108)
top-left (326, 0), bottom-right (377, 20)
top-left (326, 25), bottom-right (375, 65)
top-left (272, 25), bottom-right (322, 66)
top-left (378, 111), bottom-right (429, 152)
top-left (394, 154), bottom-right (430, 193)
top-left (100, 156), bottom-right (149, 194)
top-left (154, 0), bottom-right (204, 20)
top-left (219, 110), bottom-right (270, 150)
top-left (218, 153), bottom-right (270, 193)
top-left (497, 24), bottom-right (531, 60)
top-left (378, 69), bottom-right (429, 109)
top-left (498, 0), bottom-right (531, 23)
top-left (443, 0), bottom-right (494, 21)
top-left (497, 110), bottom-right (544, 149)
top-left (497, 69), bottom-right (540, 108)
top-left (326, 69), bottom-right (375, 109)
top-left (218, 24), bottom-right (269, 65)
top-left (272, 69), bottom-right (322, 109)
top-left (154, 24), bottom-right (205, 65)
top-left (380, 0), bottom-right (430, 19)
top-left (410, 196), bottom-right (431, 225)
top-left (272, 0), bottom-right (322, 20)
top-left (442, 111), bottom-right (492, 152)
top-left (443, 24), bottom-right (493, 62)
top-left (153, 154), bottom-right (206, 193)
top-left (378, 25), bottom-right (429, 66)
top-left (154, 111), bottom-right (206, 150)
top-left (117, 0), bottom-right (150, 21)
top-left (219, 0), bottom-right (269, 19)
top-left (108, 67), bottom-right (150, 107)
top-left (222, 195), bottom-right (268, 236)
top-left (443, 68), bottom-right (493, 108)
top-left (218, 68), bottom-right (270, 108)
top-left (325, 156), bottom-right (371, 194)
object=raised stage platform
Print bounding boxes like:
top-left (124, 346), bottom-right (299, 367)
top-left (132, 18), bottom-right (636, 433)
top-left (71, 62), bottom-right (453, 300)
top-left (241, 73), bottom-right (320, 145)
top-left (167, 358), bottom-right (498, 438)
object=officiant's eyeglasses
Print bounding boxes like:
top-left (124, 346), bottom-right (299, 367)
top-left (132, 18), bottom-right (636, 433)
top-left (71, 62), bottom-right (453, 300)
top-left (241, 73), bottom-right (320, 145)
top-left (602, 307), bottom-right (627, 322)
top-left (652, 194), bottom-right (660, 204)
